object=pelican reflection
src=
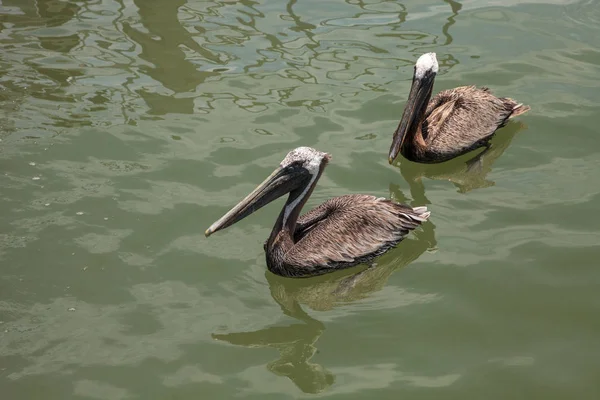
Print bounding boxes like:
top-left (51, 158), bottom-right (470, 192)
top-left (395, 121), bottom-right (526, 194)
top-left (212, 213), bottom-right (435, 393)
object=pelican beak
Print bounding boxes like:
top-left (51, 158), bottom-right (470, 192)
top-left (388, 72), bottom-right (436, 164)
top-left (205, 165), bottom-right (308, 237)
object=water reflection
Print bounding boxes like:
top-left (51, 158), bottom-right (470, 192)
top-left (394, 122), bottom-right (526, 194)
top-left (123, 0), bottom-right (220, 114)
top-left (213, 218), bottom-right (435, 394)
top-left (214, 296), bottom-right (332, 394)
top-left (0, 0), bottom-right (84, 137)
top-left (0, 0), bottom-right (80, 28)
top-left (441, 0), bottom-right (462, 46)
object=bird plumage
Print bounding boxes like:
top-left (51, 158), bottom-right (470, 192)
top-left (266, 194), bottom-right (429, 278)
top-left (206, 146), bottom-right (429, 278)
top-left (406, 86), bottom-right (530, 163)
top-left (389, 53), bottom-right (530, 165)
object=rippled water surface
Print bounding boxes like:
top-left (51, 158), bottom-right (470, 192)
top-left (2, 0), bottom-right (600, 398)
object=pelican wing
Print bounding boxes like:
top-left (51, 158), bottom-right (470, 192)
top-left (424, 86), bottom-right (518, 155)
top-left (293, 201), bottom-right (332, 242)
top-left (283, 194), bottom-right (429, 275)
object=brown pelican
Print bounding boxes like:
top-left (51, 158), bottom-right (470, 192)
top-left (388, 52), bottom-right (530, 164)
top-left (205, 147), bottom-right (430, 278)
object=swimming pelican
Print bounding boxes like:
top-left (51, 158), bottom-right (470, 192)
top-left (205, 147), bottom-right (430, 278)
top-left (388, 52), bottom-right (530, 164)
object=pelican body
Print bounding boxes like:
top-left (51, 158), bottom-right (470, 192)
top-left (388, 52), bottom-right (530, 164)
top-left (206, 147), bottom-right (430, 278)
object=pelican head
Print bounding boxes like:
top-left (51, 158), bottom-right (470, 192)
top-left (205, 147), bottom-right (331, 237)
top-left (388, 52), bottom-right (439, 164)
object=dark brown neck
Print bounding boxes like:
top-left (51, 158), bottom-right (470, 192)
top-left (266, 165), bottom-right (324, 250)
top-left (406, 80), bottom-right (434, 154)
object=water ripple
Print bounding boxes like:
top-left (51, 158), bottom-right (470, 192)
top-left (2, 0), bottom-right (600, 398)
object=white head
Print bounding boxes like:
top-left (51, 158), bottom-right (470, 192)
top-left (204, 147), bottom-right (331, 236)
top-left (280, 147), bottom-right (330, 226)
top-left (205, 146), bottom-right (331, 237)
top-left (280, 146), bottom-right (331, 176)
top-left (414, 52), bottom-right (439, 79)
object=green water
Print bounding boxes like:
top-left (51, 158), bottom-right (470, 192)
top-left (2, 0), bottom-right (600, 398)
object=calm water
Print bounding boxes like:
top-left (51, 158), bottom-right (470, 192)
top-left (2, 0), bottom-right (600, 398)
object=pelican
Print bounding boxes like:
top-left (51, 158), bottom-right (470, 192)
top-left (205, 147), bottom-right (430, 278)
top-left (388, 52), bottom-right (530, 164)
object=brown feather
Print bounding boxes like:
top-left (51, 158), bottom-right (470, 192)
top-left (266, 195), bottom-right (429, 278)
top-left (214, 146), bottom-right (430, 278)
top-left (404, 85), bottom-right (529, 163)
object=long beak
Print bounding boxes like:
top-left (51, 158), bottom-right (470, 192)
top-left (205, 166), bottom-right (305, 237)
top-left (388, 74), bottom-right (435, 164)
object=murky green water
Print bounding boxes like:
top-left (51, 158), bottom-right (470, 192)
top-left (2, 0), bottom-right (600, 398)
